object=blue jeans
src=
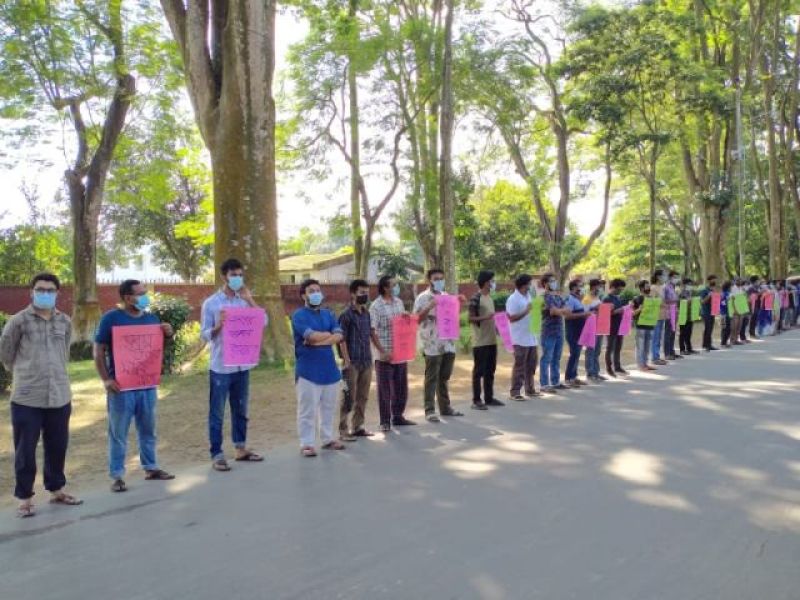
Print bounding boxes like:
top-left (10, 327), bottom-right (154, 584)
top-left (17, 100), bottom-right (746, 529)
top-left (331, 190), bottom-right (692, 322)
top-left (651, 320), bottom-right (664, 360)
top-left (107, 388), bottom-right (158, 479)
top-left (636, 329), bottom-right (653, 367)
top-left (540, 333), bottom-right (564, 387)
top-left (584, 336), bottom-right (602, 377)
top-left (209, 370), bottom-right (250, 460)
top-left (565, 334), bottom-right (582, 381)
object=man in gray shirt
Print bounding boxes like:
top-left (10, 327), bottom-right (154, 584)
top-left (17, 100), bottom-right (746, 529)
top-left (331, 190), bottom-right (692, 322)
top-left (0, 273), bottom-right (82, 518)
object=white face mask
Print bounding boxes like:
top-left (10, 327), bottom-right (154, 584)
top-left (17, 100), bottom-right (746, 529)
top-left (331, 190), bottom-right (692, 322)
top-left (489, 281), bottom-right (497, 293)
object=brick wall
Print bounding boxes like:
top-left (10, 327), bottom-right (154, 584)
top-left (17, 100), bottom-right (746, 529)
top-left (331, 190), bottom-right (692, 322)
top-left (0, 282), bottom-right (496, 320)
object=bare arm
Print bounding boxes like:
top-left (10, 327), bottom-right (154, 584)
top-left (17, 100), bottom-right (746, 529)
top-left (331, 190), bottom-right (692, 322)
top-left (93, 343), bottom-right (120, 393)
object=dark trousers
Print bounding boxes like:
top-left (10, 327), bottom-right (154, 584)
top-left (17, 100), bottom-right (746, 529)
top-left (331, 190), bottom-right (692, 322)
top-left (374, 361), bottom-right (408, 426)
top-left (472, 345), bottom-right (497, 404)
top-left (424, 353), bottom-right (456, 415)
top-left (510, 345), bottom-right (538, 396)
top-left (721, 316), bottom-right (732, 346)
top-left (749, 303), bottom-right (759, 336)
top-left (739, 315), bottom-right (749, 341)
top-left (679, 321), bottom-right (694, 353)
top-left (11, 402), bottom-right (71, 500)
top-left (339, 364), bottom-right (373, 434)
top-left (605, 334), bottom-right (624, 372)
top-left (663, 319), bottom-right (676, 357)
top-left (702, 315), bottom-right (715, 349)
top-left (565, 333), bottom-right (582, 380)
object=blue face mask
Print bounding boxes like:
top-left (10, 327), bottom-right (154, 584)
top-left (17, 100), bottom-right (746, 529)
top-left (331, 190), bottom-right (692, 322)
top-left (228, 275), bottom-right (244, 292)
top-left (308, 292), bottom-right (323, 306)
top-left (133, 294), bottom-right (151, 311)
top-left (33, 291), bottom-right (57, 310)
top-left (548, 281), bottom-right (559, 291)
top-left (433, 280), bottom-right (445, 293)
top-left (392, 284), bottom-right (401, 297)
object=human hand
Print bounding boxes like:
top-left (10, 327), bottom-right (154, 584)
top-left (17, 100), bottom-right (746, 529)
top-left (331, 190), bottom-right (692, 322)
top-left (103, 379), bottom-right (121, 394)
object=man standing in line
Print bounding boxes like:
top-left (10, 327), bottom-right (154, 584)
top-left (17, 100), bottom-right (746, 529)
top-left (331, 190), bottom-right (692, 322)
top-left (1, 273), bottom-right (82, 518)
top-left (292, 279), bottom-right (347, 457)
top-left (564, 279), bottom-right (592, 387)
top-left (699, 274), bottom-right (719, 351)
top-left (200, 258), bottom-right (266, 472)
top-left (678, 277), bottom-right (698, 355)
top-left (506, 274), bottom-right (541, 401)
top-left (337, 279), bottom-right (375, 439)
top-left (603, 278), bottom-right (629, 377)
top-left (414, 269), bottom-right (465, 422)
top-left (95, 280), bottom-right (175, 493)
top-left (583, 278), bottom-right (606, 382)
top-left (468, 270), bottom-right (504, 410)
top-left (662, 270), bottom-right (682, 360)
top-left (649, 269), bottom-right (668, 366)
top-left (539, 273), bottom-right (570, 394)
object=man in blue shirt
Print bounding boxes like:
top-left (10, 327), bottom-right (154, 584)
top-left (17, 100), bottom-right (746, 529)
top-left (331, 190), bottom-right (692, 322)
top-left (94, 280), bottom-right (175, 493)
top-left (292, 279), bottom-right (346, 457)
top-left (200, 258), bottom-right (266, 472)
top-left (563, 279), bottom-right (592, 387)
top-left (539, 273), bottom-right (570, 393)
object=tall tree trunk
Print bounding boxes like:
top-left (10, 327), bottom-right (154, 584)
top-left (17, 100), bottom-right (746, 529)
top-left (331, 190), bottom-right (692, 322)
top-left (161, 0), bottom-right (291, 361)
top-left (347, 0), bottom-right (365, 277)
top-left (438, 0), bottom-right (456, 291)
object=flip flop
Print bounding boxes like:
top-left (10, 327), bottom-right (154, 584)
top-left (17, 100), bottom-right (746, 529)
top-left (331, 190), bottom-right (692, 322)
top-left (234, 450), bottom-right (264, 462)
top-left (50, 493), bottom-right (83, 506)
top-left (212, 459), bottom-right (232, 472)
top-left (16, 503), bottom-right (35, 518)
top-left (301, 446), bottom-right (317, 457)
top-left (322, 440), bottom-right (346, 450)
top-left (144, 469), bottom-right (176, 480)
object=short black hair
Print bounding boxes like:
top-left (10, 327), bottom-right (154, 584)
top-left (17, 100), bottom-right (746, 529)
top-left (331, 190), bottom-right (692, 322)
top-left (377, 274), bottom-right (394, 296)
top-left (707, 274), bottom-right (717, 282)
top-left (30, 272), bottom-right (60, 290)
top-left (651, 269), bottom-right (664, 284)
top-left (426, 268), bottom-right (444, 280)
top-left (749, 275), bottom-right (759, 283)
top-left (638, 279), bottom-right (650, 291)
top-left (349, 279), bottom-right (369, 294)
top-left (477, 270), bottom-right (495, 288)
top-left (568, 279), bottom-right (582, 291)
top-left (220, 258), bottom-right (244, 275)
top-left (722, 280), bottom-right (732, 291)
top-left (119, 279), bottom-right (141, 298)
top-left (668, 269), bottom-right (679, 277)
top-left (299, 278), bottom-right (320, 297)
top-left (609, 278), bottom-right (626, 289)
top-left (682, 276), bottom-right (693, 285)
top-left (540, 272), bottom-right (554, 285)
top-left (515, 274), bottom-right (533, 289)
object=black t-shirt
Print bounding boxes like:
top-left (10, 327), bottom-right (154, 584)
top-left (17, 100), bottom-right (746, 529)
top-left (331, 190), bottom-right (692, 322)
top-left (632, 295), bottom-right (654, 330)
top-left (603, 294), bottom-right (625, 334)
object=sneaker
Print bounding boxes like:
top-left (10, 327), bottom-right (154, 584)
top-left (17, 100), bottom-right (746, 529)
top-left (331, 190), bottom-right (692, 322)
top-left (510, 394), bottom-right (527, 401)
top-left (472, 402), bottom-right (489, 410)
top-left (555, 383), bottom-right (569, 390)
top-left (689, 350), bottom-right (700, 355)
top-left (673, 354), bottom-right (684, 360)
top-left (574, 378), bottom-right (588, 386)
top-left (340, 433), bottom-right (357, 442)
top-left (597, 374), bottom-right (609, 381)
top-left (441, 409), bottom-right (464, 417)
top-left (542, 386), bottom-right (558, 394)
top-left (525, 390), bottom-right (542, 398)
top-left (666, 355), bottom-right (677, 361)
top-left (486, 398), bottom-right (505, 407)
top-left (426, 414), bottom-right (440, 423)
top-left (709, 346), bottom-right (719, 351)
top-left (379, 423), bottom-right (391, 433)
top-left (606, 370), bottom-right (617, 378)
top-left (653, 359), bottom-right (668, 365)
top-left (392, 416), bottom-right (417, 426)
top-left (353, 428), bottom-right (375, 437)
top-left (616, 368), bottom-right (629, 376)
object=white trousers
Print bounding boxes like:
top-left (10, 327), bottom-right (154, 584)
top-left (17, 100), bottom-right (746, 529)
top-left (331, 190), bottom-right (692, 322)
top-left (296, 377), bottom-right (340, 447)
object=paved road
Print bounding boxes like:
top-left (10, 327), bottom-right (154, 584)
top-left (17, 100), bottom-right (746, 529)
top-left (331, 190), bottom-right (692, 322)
top-left (2, 331), bottom-right (799, 600)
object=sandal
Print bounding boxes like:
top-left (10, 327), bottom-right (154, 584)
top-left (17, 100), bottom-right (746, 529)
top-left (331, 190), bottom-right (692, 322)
top-left (212, 458), bottom-right (232, 472)
top-left (322, 440), bottom-right (346, 450)
top-left (50, 492), bottom-right (83, 506)
top-left (234, 450), bottom-right (264, 462)
top-left (144, 469), bottom-right (176, 481)
top-left (16, 502), bottom-right (35, 518)
top-left (301, 446), bottom-right (317, 457)
top-left (111, 479), bottom-right (127, 493)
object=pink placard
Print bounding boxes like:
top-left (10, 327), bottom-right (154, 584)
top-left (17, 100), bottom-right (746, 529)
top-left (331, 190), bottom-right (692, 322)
top-left (781, 290), bottom-right (789, 308)
top-left (749, 293), bottom-right (757, 310)
top-left (435, 294), bottom-right (460, 340)
top-left (669, 304), bottom-right (677, 330)
top-left (493, 312), bottom-right (514, 352)
top-left (112, 324), bottom-right (163, 391)
top-left (391, 314), bottom-right (418, 363)
top-left (764, 292), bottom-right (774, 310)
top-left (578, 314), bottom-right (597, 348)
top-left (223, 307), bottom-right (267, 367)
top-left (711, 292), bottom-right (721, 316)
top-left (618, 305), bottom-right (633, 336)
top-left (596, 303), bottom-right (612, 335)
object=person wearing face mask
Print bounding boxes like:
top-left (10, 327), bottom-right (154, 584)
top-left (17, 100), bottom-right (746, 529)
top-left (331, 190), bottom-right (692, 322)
top-left (678, 277), bottom-right (698, 355)
top-left (95, 279), bottom-right (175, 492)
top-left (539, 273), bottom-right (571, 393)
top-left (369, 274), bottom-right (414, 431)
top-left (200, 258), bottom-right (266, 472)
top-left (602, 278), bottom-right (629, 377)
top-left (292, 279), bottom-right (347, 457)
top-left (506, 274), bottom-right (541, 400)
top-left (0, 273), bottom-right (82, 518)
top-left (468, 270), bottom-right (503, 410)
top-left (336, 279), bottom-right (374, 440)
top-left (648, 269), bottom-right (668, 366)
top-left (563, 279), bottom-right (592, 387)
top-left (414, 268), bottom-right (466, 422)
top-left (662, 270), bottom-right (682, 360)
top-left (699, 274), bottom-right (719, 351)
top-left (746, 275), bottom-right (761, 339)
top-left (632, 280), bottom-right (658, 371)
top-left (583, 278), bottom-right (607, 382)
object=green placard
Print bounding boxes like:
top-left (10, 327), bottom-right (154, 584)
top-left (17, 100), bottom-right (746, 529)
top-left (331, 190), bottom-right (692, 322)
top-left (530, 296), bottom-right (544, 335)
top-left (678, 299), bottom-right (688, 326)
top-left (733, 293), bottom-right (749, 315)
top-left (727, 298), bottom-right (735, 317)
top-left (690, 297), bottom-right (701, 321)
top-left (773, 295), bottom-right (781, 318)
top-left (638, 297), bottom-right (661, 327)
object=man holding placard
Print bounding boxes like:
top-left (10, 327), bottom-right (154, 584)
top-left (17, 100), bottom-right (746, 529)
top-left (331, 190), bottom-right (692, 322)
top-left (583, 278), bottom-right (607, 383)
top-left (414, 269), bottom-right (465, 422)
top-left (200, 258), bottom-right (266, 472)
top-left (699, 275), bottom-right (720, 352)
top-left (602, 279), bottom-right (629, 378)
top-left (506, 274), bottom-right (540, 400)
top-left (94, 280), bottom-right (175, 493)
top-left (678, 277), bottom-right (698, 355)
top-left (1, 273), bottom-right (82, 518)
top-left (539, 273), bottom-right (570, 394)
top-left (632, 280), bottom-right (658, 371)
top-left (468, 270), bottom-right (503, 411)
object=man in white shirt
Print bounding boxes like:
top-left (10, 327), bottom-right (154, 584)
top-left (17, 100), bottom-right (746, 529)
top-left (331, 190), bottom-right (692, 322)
top-left (505, 274), bottom-right (541, 400)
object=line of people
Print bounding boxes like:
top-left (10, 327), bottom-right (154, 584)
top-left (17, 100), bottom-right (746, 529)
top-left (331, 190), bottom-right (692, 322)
top-left (2, 263), bottom-right (798, 517)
